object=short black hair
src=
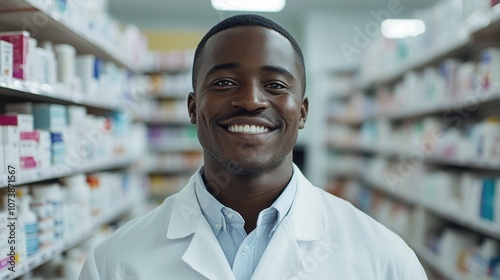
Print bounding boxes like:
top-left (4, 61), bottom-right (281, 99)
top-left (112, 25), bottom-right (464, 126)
top-left (192, 14), bottom-right (306, 95)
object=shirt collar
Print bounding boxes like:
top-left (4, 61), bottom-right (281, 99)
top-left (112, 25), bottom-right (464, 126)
top-left (194, 166), bottom-right (297, 236)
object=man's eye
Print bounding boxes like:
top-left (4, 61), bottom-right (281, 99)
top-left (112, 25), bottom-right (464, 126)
top-left (266, 83), bottom-right (286, 89)
top-left (214, 80), bottom-right (234, 86)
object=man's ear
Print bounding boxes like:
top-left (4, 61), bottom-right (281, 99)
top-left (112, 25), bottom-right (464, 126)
top-left (299, 96), bottom-right (308, 129)
top-left (188, 92), bottom-right (196, 124)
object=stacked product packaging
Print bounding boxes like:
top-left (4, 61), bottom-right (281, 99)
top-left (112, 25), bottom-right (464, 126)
top-left (0, 30), bottom-right (143, 105)
top-left (374, 48), bottom-right (500, 116)
top-left (0, 172), bottom-right (143, 274)
top-left (329, 178), bottom-right (500, 279)
top-left (0, 103), bottom-right (141, 180)
top-left (360, 0), bottom-right (500, 83)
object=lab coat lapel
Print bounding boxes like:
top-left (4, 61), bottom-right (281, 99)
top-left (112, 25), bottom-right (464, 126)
top-left (252, 165), bottom-right (326, 279)
top-left (182, 219), bottom-right (235, 280)
top-left (251, 218), bottom-right (304, 279)
top-left (166, 174), bottom-right (235, 280)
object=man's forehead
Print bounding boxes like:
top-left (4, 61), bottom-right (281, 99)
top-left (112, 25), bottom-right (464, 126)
top-left (205, 26), bottom-right (290, 51)
top-left (201, 26), bottom-right (296, 66)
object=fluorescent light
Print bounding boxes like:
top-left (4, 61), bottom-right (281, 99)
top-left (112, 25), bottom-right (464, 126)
top-left (381, 19), bottom-right (426, 39)
top-left (211, 0), bottom-right (285, 12)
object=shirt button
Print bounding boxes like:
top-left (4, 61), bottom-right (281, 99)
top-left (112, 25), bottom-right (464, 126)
top-left (242, 245), bottom-right (251, 255)
top-left (215, 224), bottom-right (222, 230)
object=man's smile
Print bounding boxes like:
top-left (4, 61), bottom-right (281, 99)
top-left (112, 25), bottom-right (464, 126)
top-left (227, 124), bottom-right (270, 134)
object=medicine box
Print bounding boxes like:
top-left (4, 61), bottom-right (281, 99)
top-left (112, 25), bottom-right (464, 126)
top-left (19, 131), bottom-right (38, 170)
top-left (33, 104), bottom-right (67, 132)
top-left (0, 114), bottom-right (34, 132)
top-left (0, 31), bottom-right (30, 80)
top-left (1, 125), bottom-right (19, 171)
top-left (0, 40), bottom-right (13, 78)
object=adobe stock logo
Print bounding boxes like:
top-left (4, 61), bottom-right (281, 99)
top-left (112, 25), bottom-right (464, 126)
top-left (340, 0), bottom-right (411, 62)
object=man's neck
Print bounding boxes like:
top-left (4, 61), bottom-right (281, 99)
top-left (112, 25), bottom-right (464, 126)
top-left (202, 160), bottom-right (293, 233)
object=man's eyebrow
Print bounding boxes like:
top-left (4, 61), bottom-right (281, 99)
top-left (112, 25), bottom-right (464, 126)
top-left (262, 65), bottom-right (295, 80)
top-left (206, 63), bottom-right (239, 76)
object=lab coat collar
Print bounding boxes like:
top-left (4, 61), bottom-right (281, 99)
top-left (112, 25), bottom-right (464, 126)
top-left (166, 174), bottom-right (203, 239)
top-left (166, 164), bottom-right (324, 241)
top-left (289, 163), bottom-right (325, 241)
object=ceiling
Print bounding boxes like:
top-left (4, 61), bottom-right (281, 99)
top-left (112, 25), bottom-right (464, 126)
top-left (109, 0), bottom-right (437, 32)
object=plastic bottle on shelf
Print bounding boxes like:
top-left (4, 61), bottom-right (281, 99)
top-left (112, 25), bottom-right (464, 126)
top-left (17, 195), bottom-right (38, 257)
top-left (32, 183), bottom-right (65, 241)
top-left (62, 174), bottom-right (92, 235)
top-left (54, 44), bottom-right (76, 87)
top-left (482, 117), bottom-right (500, 162)
top-left (87, 175), bottom-right (102, 218)
top-left (15, 206), bottom-right (28, 265)
top-left (40, 41), bottom-right (58, 86)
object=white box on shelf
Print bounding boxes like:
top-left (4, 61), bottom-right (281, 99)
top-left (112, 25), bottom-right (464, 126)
top-left (0, 40), bottom-right (13, 78)
top-left (1, 125), bottom-right (19, 172)
top-left (19, 131), bottom-right (38, 170)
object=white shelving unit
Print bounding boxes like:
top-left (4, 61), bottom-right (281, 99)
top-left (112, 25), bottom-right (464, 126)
top-left (0, 156), bottom-right (139, 188)
top-left (0, 1), bottom-right (147, 278)
top-left (0, 0), bottom-right (142, 71)
top-left (324, 4), bottom-right (500, 280)
top-left (0, 196), bottom-right (138, 280)
top-left (0, 77), bottom-right (130, 111)
top-left (139, 66), bottom-right (203, 202)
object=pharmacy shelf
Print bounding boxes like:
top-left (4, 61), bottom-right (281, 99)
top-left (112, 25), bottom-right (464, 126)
top-left (0, 155), bottom-right (138, 188)
top-left (359, 34), bottom-right (471, 89)
top-left (412, 244), bottom-right (463, 280)
top-left (0, 197), bottom-right (135, 280)
top-left (382, 92), bottom-right (500, 121)
top-left (327, 142), bottom-right (500, 172)
top-left (361, 176), bottom-right (500, 240)
top-left (471, 5), bottom-right (500, 38)
top-left (360, 175), bottom-right (418, 205)
top-left (425, 156), bottom-right (500, 172)
top-left (358, 6), bottom-right (500, 90)
top-left (0, 0), bottom-right (140, 71)
top-left (0, 77), bottom-right (127, 111)
top-left (423, 202), bottom-right (500, 240)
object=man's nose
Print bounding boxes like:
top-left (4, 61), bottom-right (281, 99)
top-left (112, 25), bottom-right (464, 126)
top-left (230, 83), bottom-right (270, 111)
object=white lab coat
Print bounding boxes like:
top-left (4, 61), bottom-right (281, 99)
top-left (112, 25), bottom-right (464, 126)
top-left (79, 165), bottom-right (428, 280)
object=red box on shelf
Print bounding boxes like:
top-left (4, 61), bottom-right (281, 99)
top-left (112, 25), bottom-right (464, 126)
top-left (0, 31), bottom-right (30, 80)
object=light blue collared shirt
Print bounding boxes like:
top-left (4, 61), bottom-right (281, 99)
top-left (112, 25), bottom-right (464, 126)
top-left (194, 167), bottom-right (297, 280)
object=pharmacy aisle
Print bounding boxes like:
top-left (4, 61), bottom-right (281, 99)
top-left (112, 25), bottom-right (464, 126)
top-left (0, 0), bottom-right (149, 279)
top-left (135, 50), bottom-right (203, 204)
top-left (325, 2), bottom-right (500, 279)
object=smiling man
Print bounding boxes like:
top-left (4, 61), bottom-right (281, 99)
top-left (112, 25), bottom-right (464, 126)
top-left (79, 14), bottom-right (427, 280)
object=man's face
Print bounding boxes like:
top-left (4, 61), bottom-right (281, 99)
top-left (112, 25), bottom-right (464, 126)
top-left (189, 26), bottom-right (308, 176)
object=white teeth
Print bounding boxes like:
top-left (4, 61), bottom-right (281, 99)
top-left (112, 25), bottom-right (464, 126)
top-left (228, 124), bottom-right (270, 134)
